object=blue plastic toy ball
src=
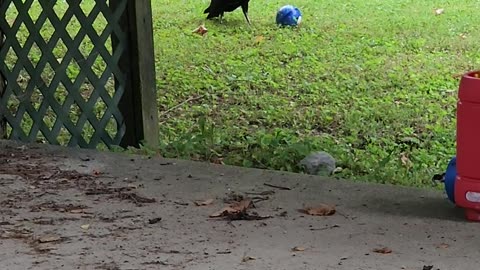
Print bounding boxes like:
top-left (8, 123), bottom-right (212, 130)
top-left (444, 156), bottom-right (457, 203)
top-left (276, 5), bottom-right (302, 26)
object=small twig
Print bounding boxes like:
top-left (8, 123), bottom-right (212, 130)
top-left (159, 95), bottom-right (205, 117)
top-left (127, 193), bottom-right (138, 205)
top-left (251, 196), bottom-right (270, 203)
top-left (244, 191), bottom-right (275, 196)
top-left (335, 211), bottom-right (350, 219)
top-left (263, 183), bottom-right (291, 190)
top-left (309, 224), bottom-right (340, 231)
top-left (173, 201), bottom-right (189, 206)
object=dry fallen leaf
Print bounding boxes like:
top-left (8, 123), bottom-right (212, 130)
top-left (194, 198), bottom-right (215, 206)
top-left (80, 224), bottom-right (90, 230)
top-left (400, 152), bottom-right (412, 167)
top-left (242, 256), bottom-right (256, 262)
top-left (231, 199), bottom-right (253, 210)
top-left (254, 35), bottom-right (265, 44)
top-left (209, 199), bottom-right (253, 218)
top-left (38, 235), bottom-right (62, 243)
top-left (192, 24), bottom-right (208, 36)
top-left (210, 206), bottom-right (237, 218)
top-left (292, 246), bottom-right (306, 252)
top-left (303, 204), bottom-right (336, 216)
top-left (373, 247), bottom-right (392, 254)
top-left (434, 8), bottom-right (444, 15)
top-left (436, 243), bottom-right (449, 249)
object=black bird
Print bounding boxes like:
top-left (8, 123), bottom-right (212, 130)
top-left (203, 0), bottom-right (251, 25)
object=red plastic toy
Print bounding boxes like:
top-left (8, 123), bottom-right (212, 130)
top-left (456, 70), bottom-right (480, 221)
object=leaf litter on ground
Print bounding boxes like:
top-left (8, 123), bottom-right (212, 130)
top-left (192, 24), bottom-right (208, 36)
top-left (242, 255), bottom-right (256, 262)
top-left (373, 247), bottom-right (392, 254)
top-left (38, 234), bottom-right (62, 243)
top-left (291, 246), bottom-right (306, 252)
top-left (209, 198), bottom-right (271, 220)
top-left (436, 243), bottom-right (449, 249)
top-left (301, 204), bottom-right (336, 216)
top-left (194, 198), bottom-right (214, 206)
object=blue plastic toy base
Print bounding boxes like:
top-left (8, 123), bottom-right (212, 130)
top-left (444, 156), bottom-right (456, 203)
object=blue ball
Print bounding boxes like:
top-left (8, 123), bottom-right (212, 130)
top-left (276, 5), bottom-right (302, 27)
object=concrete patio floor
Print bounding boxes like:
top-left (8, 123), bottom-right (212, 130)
top-left (0, 140), bottom-right (478, 270)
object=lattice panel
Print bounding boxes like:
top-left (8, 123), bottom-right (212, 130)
top-left (0, 0), bottom-right (129, 148)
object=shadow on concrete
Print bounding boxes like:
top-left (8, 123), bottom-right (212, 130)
top-left (358, 193), bottom-right (466, 222)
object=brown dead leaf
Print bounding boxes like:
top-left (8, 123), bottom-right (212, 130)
top-left (210, 207), bottom-right (237, 218)
top-left (292, 246), bottom-right (306, 252)
top-left (210, 199), bottom-right (253, 217)
top-left (242, 256), bottom-right (256, 262)
top-left (194, 198), bottom-right (214, 206)
top-left (230, 199), bottom-right (253, 211)
top-left (373, 247), bottom-right (392, 254)
top-left (38, 235), bottom-right (62, 243)
top-left (192, 24), bottom-right (208, 36)
top-left (436, 243), bottom-right (449, 249)
top-left (302, 204), bottom-right (336, 216)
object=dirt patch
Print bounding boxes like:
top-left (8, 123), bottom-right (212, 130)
top-left (0, 145), bottom-right (153, 209)
top-left (0, 145), bottom-right (158, 257)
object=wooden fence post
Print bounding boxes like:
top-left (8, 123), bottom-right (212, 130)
top-left (115, 0), bottom-right (159, 148)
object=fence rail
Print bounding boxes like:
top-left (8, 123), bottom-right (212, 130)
top-left (0, 0), bottom-right (158, 149)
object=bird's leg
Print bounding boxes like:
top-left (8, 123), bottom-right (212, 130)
top-left (241, 5), bottom-right (251, 25)
top-left (243, 11), bottom-right (251, 25)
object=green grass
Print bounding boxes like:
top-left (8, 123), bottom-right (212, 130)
top-left (4, 0), bottom-right (480, 187)
top-left (153, 0), bottom-right (479, 187)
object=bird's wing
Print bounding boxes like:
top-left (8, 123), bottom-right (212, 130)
top-left (204, 0), bottom-right (221, 14)
top-left (241, 0), bottom-right (250, 12)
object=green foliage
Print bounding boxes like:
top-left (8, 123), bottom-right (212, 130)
top-left (6, 0), bottom-right (480, 188)
top-left (153, 0), bottom-right (480, 187)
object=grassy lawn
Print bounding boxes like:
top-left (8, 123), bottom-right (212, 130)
top-left (3, 0), bottom-right (480, 187)
top-left (153, 0), bottom-right (479, 187)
